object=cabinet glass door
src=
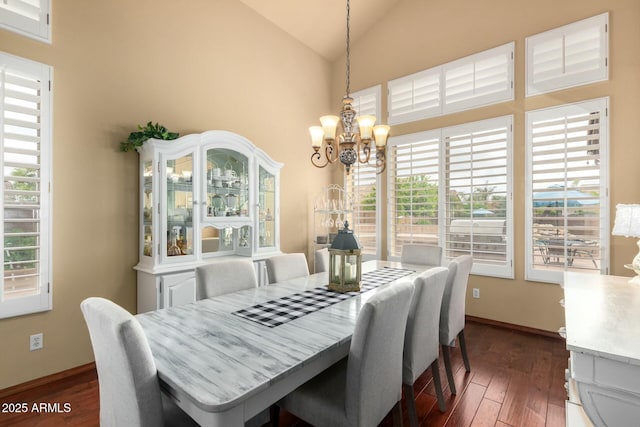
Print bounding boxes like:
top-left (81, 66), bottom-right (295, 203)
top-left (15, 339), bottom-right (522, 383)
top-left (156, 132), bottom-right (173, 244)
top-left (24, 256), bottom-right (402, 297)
top-left (143, 161), bottom-right (153, 257)
top-left (258, 166), bottom-right (276, 249)
top-left (166, 154), bottom-right (194, 257)
top-left (205, 148), bottom-right (249, 219)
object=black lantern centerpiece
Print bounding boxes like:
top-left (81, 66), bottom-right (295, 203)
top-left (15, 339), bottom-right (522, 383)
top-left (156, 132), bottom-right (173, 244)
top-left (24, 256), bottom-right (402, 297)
top-left (328, 221), bottom-right (362, 292)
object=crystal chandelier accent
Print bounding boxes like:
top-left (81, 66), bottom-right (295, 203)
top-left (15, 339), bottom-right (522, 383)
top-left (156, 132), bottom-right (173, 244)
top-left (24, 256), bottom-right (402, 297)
top-left (309, 0), bottom-right (389, 175)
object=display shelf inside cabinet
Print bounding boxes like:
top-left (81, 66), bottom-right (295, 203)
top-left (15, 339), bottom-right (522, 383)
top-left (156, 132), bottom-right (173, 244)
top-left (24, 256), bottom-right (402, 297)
top-left (135, 130), bottom-right (282, 312)
top-left (313, 184), bottom-right (353, 252)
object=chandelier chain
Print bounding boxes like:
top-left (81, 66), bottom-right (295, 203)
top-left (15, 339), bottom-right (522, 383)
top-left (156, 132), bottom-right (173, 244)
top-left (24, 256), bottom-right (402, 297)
top-left (345, 0), bottom-right (351, 98)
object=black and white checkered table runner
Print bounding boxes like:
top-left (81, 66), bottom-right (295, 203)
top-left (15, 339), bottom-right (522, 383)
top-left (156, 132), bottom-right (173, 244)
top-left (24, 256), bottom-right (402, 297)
top-left (233, 267), bottom-right (414, 328)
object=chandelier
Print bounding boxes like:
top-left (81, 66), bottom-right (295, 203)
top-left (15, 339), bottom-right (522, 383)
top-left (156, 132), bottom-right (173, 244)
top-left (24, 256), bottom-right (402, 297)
top-left (309, 0), bottom-right (390, 175)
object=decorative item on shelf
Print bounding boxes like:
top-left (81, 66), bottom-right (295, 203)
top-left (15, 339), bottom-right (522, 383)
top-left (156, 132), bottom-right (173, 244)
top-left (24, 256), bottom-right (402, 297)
top-left (612, 203), bottom-right (640, 283)
top-left (119, 121), bottom-right (179, 152)
top-left (309, 0), bottom-right (389, 175)
top-left (328, 221), bottom-right (362, 292)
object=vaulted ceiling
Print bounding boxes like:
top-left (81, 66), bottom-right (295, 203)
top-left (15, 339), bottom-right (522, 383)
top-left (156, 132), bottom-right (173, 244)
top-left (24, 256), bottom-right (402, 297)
top-left (238, 0), bottom-right (401, 61)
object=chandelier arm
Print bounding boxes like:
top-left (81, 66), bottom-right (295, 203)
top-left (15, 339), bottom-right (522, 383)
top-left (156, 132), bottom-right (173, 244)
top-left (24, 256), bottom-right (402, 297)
top-left (357, 142), bottom-right (372, 164)
top-left (375, 150), bottom-right (386, 174)
top-left (327, 143), bottom-right (339, 163)
top-left (311, 150), bottom-right (329, 169)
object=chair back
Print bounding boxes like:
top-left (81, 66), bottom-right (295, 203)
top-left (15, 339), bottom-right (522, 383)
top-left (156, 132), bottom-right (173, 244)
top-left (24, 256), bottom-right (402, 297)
top-left (439, 255), bottom-right (473, 346)
top-left (401, 244), bottom-right (442, 266)
top-left (345, 280), bottom-right (414, 427)
top-left (403, 267), bottom-right (449, 385)
top-left (195, 258), bottom-right (258, 300)
top-left (81, 297), bottom-right (163, 427)
top-left (314, 248), bottom-right (329, 273)
top-left (265, 253), bottom-right (309, 284)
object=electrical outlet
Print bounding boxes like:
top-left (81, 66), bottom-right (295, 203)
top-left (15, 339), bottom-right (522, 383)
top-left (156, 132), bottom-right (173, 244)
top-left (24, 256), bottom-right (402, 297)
top-left (30, 333), bottom-right (43, 351)
top-left (472, 288), bottom-right (480, 299)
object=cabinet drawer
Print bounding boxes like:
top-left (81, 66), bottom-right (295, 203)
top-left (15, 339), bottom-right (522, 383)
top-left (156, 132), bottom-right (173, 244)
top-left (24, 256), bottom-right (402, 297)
top-left (572, 351), bottom-right (640, 395)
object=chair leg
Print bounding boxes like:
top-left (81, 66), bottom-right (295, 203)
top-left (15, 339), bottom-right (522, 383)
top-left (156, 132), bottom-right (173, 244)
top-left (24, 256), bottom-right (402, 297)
top-left (392, 400), bottom-right (404, 427)
top-left (430, 359), bottom-right (446, 412)
top-left (269, 404), bottom-right (280, 427)
top-left (441, 344), bottom-right (457, 395)
top-left (404, 383), bottom-right (419, 427)
top-left (458, 330), bottom-right (471, 372)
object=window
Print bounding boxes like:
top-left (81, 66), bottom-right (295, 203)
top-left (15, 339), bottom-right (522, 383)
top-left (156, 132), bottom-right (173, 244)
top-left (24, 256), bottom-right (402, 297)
top-left (525, 98), bottom-right (609, 284)
top-left (443, 43), bottom-right (514, 113)
top-left (1, 51), bottom-right (52, 319)
top-left (346, 85), bottom-right (382, 259)
top-left (526, 13), bottom-right (608, 96)
top-left (443, 116), bottom-right (513, 278)
top-left (387, 42), bottom-right (514, 125)
top-left (0, 0), bottom-right (51, 43)
top-left (388, 68), bottom-right (441, 125)
top-left (387, 116), bottom-right (514, 278)
top-left (387, 130), bottom-right (441, 258)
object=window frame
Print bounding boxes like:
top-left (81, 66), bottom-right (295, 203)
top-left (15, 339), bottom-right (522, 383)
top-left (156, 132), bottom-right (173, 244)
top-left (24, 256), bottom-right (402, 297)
top-left (386, 116), bottom-right (514, 279)
top-left (0, 0), bottom-right (51, 43)
top-left (0, 51), bottom-right (53, 319)
top-left (387, 42), bottom-right (514, 125)
top-left (526, 13), bottom-right (609, 97)
top-left (525, 97), bottom-right (610, 284)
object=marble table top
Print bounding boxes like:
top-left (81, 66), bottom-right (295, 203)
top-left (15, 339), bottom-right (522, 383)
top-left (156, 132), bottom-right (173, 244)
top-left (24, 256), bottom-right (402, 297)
top-left (136, 260), bottom-right (426, 424)
top-left (563, 271), bottom-right (640, 365)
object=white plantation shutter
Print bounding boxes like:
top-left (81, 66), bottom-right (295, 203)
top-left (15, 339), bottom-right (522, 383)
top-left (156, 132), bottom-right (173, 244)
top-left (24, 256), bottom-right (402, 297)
top-left (443, 116), bottom-right (513, 278)
top-left (525, 98), bottom-right (609, 284)
top-left (346, 86), bottom-right (382, 259)
top-left (387, 130), bottom-right (441, 259)
top-left (0, 0), bottom-right (50, 42)
top-left (346, 163), bottom-right (378, 259)
top-left (443, 42), bottom-right (514, 113)
top-left (350, 85), bottom-right (380, 121)
top-left (1, 52), bottom-right (52, 318)
top-left (387, 42), bottom-right (514, 125)
top-left (388, 67), bottom-right (441, 125)
top-left (526, 13), bottom-right (608, 96)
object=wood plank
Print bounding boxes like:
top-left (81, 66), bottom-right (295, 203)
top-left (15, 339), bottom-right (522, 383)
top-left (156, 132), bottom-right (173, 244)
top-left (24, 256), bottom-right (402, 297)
top-left (497, 370), bottom-right (529, 425)
top-left (470, 398), bottom-right (501, 427)
top-left (446, 382), bottom-right (486, 427)
top-left (546, 402), bottom-right (567, 427)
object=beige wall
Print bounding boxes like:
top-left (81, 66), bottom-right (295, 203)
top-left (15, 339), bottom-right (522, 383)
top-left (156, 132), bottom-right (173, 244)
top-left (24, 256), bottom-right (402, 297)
top-left (0, 0), bottom-right (332, 389)
top-left (337, 0), bottom-right (640, 332)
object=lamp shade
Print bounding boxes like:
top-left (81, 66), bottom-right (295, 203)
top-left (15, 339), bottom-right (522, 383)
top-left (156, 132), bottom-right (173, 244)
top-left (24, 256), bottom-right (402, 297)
top-left (612, 204), bottom-right (640, 238)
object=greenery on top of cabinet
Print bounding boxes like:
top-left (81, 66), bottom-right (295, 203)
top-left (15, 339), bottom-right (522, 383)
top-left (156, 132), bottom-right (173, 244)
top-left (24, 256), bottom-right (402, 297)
top-left (120, 121), bottom-right (179, 152)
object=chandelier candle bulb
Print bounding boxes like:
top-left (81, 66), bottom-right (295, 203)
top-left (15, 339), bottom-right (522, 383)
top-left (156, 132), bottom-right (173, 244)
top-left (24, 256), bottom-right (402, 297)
top-left (320, 115), bottom-right (339, 141)
top-left (310, 126), bottom-right (324, 149)
top-left (356, 115), bottom-right (376, 140)
top-left (373, 125), bottom-right (390, 148)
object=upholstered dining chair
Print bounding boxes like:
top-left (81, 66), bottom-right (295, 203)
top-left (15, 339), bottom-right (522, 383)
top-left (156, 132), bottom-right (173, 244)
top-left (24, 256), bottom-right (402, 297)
top-left (195, 258), bottom-right (258, 300)
top-left (272, 280), bottom-right (415, 427)
top-left (439, 255), bottom-right (474, 395)
top-left (401, 244), bottom-right (443, 266)
top-left (265, 253), bottom-right (309, 284)
top-left (314, 248), bottom-right (330, 273)
top-left (403, 266), bottom-right (449, 425)
top-left (80, 297), bottom-right (198, 427)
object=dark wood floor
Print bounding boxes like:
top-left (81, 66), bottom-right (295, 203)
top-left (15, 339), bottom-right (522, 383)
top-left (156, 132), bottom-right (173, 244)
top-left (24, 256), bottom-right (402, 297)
top-left (0, 320), bottom-right (568, 427)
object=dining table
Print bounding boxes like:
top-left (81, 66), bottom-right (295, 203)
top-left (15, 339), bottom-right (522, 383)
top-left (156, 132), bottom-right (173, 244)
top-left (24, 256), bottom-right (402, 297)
top-left (136, 259), bottom-right (434, 426)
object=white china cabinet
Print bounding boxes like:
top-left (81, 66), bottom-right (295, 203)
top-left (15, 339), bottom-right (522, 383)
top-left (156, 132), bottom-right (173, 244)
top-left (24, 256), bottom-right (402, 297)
top-left (135, 130), bottom-right (282, 312)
